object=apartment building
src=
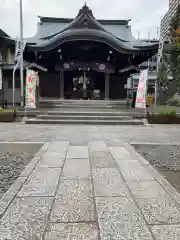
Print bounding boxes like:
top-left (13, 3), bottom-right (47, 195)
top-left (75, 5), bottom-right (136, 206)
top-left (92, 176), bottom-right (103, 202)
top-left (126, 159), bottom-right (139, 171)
top-left (160, 11), bottom-right (169, 41)
top-left (169, 0), bottom-right (180, 20)
top-left (160, 0), bottom-right (180, 41)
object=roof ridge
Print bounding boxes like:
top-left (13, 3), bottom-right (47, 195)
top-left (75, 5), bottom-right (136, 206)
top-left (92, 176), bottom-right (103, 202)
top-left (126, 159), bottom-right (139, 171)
top-left (38, 16), bottom-right (131, 25)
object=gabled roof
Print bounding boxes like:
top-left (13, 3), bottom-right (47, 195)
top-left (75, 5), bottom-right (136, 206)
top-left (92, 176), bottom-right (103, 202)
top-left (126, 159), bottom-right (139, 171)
top-left (28, 4), bottom-right (159, 54)
top-left (26, 5), bottom-right (134, 43)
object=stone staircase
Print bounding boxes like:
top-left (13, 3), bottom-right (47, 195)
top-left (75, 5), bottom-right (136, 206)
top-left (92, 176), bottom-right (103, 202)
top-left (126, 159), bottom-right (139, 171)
top-left (23, 99), bottom-right (144, 125)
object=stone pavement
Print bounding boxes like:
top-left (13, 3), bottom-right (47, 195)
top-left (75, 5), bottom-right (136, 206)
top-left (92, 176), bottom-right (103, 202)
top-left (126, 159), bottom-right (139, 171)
top-left (0, 123), bottom-right (180, 143)
top-left (0, 125), bottom-right (180, 239)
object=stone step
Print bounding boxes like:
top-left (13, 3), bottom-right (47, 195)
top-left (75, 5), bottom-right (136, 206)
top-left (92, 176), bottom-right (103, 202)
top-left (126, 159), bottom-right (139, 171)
top-left (54, 104), bottom-right (115, 108)
top-left (39, 99), bottom-right (127, 105)
top-left (46, 111), bottom-right (133, 116)
top-left (39, 104), bottom-right (127, 110)
top-left (17, 110), bottom-right (145, 119)
top-left (39, 104), bottom-right (128, 109)
top-left (36, 115), bottom-right (133, 120)
top-left (39, 100), bottom-right (128, 109)
top-left (25, 118), bottom-right (143, 125)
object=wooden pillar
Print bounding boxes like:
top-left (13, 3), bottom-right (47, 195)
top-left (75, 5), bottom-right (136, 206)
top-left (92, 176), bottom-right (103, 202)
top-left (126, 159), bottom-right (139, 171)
top-left (60, 71), bottom-right (64, 99)
top-left (105, 73), bottom-right (110, 100)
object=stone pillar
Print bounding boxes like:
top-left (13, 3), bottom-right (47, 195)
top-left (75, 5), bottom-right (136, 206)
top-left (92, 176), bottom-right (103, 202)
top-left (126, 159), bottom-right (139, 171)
top-left (105, 73), bottom-right (110, 100)
top-left (60, 71), bottom-right (64, 99)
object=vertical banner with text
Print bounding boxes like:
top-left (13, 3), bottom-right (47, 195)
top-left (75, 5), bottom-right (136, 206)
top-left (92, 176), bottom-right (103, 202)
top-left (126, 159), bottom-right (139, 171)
top-left (25, 69), bottom-right (37, 108)
top-left (135, 69), bottom-right (148, 109)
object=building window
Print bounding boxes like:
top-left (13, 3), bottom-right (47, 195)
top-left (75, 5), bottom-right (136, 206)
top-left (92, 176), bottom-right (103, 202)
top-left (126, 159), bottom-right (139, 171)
top-left (8, 78), bottom-right (20, 88)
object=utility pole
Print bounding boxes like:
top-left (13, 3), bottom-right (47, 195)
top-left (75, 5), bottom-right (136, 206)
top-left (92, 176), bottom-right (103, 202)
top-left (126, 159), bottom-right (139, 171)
top-left (20, 0), bottom-right (24, 107)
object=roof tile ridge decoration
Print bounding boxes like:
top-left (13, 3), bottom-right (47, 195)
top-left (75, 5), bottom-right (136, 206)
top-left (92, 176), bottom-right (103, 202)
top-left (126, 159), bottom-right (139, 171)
top-left (38, 16), bottom-right (130, 25)
top-left (38, 16), bottom-right (74, 23)
top-left (41, 4), bottom-right (119, 40)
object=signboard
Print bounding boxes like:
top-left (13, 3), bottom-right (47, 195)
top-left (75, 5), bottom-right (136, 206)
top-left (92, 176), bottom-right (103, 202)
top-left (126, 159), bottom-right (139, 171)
top-left (25, 69), bottom-right (37, 108)
top-left (146, 95), bottom-right (153, 105)
top-left (135, 70), bottom-right (148, 108)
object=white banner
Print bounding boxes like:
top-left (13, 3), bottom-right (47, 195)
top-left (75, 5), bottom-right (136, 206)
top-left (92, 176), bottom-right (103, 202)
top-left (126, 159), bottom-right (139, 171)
top-left (13, 38), bottom-right (26, 72)
top-left (135, 70), bottom-right (148, 109)
top-left (25, 69), bottom-right (37, 108)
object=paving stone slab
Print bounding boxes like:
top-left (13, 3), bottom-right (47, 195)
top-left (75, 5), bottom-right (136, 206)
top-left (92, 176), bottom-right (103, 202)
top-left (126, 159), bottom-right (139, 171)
top-left (18, 167), bottom-right (61, 197)
top-left (117, 160), bottom-right (154, 181)
top-left (128, 181), bottom-right (168, 199)
top-left (20, 156), bottom-right (41, 177)
top-left (92, 168), bottom-right (130, 197)
top-left (151, 225), bottom-right (180, 240)
top-left (48, 141), bottom-right (69, 156)
top-left (109, 146), bottom-right (138, 161)
top-left (146, 164), bottom-right (180, 205)
top-left (0, 197), bottom-right (53, 240)
top-left (98, 218), bottom-right (153, 240)
top-left (90, 150), bottom-right (116, 168)
top-left (45, 223), bottom-right (99, 240)
top-left (35, 142), bottom-right (51, 157)
top-left (0, 177), bottom-right (26, 217)
top-left (137, 194), bottom-right (180, 224)
top-left (37, 152), bottom-right (65, 168)
top-left (50, 179), bottom-right (95, 222)
top-left (70, 137), bottom-right (88, 146)
top-left (62, 158), bottom-right (90, 179)
top-left (105, 138), bottom-right (125, 147)
top-left (88, 135), bottom-right (103, 142)
top-left (67, 146), bottom-right (89, 158)
top-left (96, 197), bottom-right (153, 240)
top-left (89, 141), bottom-right (107, 151)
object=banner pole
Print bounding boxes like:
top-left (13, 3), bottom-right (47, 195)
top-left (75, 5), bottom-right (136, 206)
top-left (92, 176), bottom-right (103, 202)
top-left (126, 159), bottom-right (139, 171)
top-left (12, 70), bottom-right (15, 107)
top-left (19, 0), bottom-right (24, 107)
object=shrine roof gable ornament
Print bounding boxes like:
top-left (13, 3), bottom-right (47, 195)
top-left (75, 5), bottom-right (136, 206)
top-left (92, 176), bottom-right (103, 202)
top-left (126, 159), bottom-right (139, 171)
top-left (40, 3), bottom-right (110, 39)
top-left (77, 3), bottom-right (94, 18)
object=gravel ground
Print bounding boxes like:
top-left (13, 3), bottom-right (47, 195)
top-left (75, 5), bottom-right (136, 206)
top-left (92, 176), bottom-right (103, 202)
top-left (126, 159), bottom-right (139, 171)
top-left (133, 144), bottom-right (180, 171)
top-left (133, 144), bottom-right (180, 193)
top-left (0, 143), bottom-right (43, 199)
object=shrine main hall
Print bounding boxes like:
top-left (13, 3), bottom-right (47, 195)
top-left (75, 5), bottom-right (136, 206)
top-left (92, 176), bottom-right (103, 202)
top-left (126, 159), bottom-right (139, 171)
top-left (3, 4), bottom-right (159, 102)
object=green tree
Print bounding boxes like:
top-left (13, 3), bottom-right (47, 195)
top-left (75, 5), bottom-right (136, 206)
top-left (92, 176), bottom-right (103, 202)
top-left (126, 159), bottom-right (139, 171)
top-left (163, 5), bottom-right (180, 94)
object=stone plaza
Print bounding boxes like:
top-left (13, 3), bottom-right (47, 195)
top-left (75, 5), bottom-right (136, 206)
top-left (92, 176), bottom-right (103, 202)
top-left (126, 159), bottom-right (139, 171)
top-left (0, 123), bottom-right (180, 239)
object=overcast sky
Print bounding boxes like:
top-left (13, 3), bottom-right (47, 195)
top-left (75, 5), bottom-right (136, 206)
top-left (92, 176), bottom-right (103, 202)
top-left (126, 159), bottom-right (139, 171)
top-left (1, 0), bottom-right (169, 39)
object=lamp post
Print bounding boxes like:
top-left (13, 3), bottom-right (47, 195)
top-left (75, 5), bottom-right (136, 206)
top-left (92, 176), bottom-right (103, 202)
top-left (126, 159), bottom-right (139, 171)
top-left (19, 0), bottom-right (24, 107)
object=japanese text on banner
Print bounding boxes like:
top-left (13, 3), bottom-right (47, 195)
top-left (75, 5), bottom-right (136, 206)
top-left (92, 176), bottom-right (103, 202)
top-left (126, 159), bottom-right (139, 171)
top-left (135, 69), bottom-right (148, 109)
top-left (25, 69), bottom-right (37, 108)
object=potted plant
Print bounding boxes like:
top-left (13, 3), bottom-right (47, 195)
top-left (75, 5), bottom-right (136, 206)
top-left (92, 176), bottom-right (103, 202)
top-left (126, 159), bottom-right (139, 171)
top-left (0, 108), bottom-right (16, 122)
